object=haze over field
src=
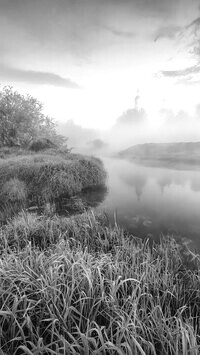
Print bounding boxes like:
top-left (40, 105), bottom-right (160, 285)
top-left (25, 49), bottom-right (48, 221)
top-left (1, 0), bottom-right (200, 152)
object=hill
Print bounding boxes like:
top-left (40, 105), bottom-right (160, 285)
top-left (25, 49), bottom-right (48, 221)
top-left (118, 142), bottom-right (200, 165)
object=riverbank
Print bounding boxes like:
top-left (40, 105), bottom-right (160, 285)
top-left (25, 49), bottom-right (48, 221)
top-left (0, 147), bottom-right (106, 221)
top-left (118, 142), bottom-right (200, 166)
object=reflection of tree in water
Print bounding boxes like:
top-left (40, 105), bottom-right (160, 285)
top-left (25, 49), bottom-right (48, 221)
top-left (120, 172), bottom-right (147, 201)
top-left (190, 177), bottom-right (200, 192)
top-left (157, 175), bottom-right (172, 194)
top-left (157, 174), bottom-right (187, 194)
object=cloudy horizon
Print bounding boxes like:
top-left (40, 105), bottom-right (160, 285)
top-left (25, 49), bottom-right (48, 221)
top-left (0, 0), bottom-right (200, 129)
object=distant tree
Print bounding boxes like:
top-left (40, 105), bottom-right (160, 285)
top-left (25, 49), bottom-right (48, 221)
top-left (0, 86), bottom-right (67, 147)
top-left (87, 138), bottom-right (108, 150)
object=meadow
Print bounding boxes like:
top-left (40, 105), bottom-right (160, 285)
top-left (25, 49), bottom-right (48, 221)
top-left (0, 147), bottom-right (200, 354)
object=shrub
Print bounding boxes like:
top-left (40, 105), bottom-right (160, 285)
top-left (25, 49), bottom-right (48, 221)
top-left (28, 138), bottom-right (57, 152)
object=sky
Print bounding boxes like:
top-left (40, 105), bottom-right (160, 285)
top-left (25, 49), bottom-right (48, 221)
top-left (0, 0), bottom-right (200, 129)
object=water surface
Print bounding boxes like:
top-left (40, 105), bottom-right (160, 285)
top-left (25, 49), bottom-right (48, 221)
top-left (98, 158), bottom-right (200, 250)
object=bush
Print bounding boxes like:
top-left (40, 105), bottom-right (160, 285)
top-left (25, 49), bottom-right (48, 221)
top-left (28, 138), bottom-right (57, 152)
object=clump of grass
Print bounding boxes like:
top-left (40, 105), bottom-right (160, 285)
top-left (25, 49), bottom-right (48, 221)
top-left (0, 178), bottom-right (27, 203)
top-left (0, 146), bottom-right (32, 158)
top-left (0, 178), bottom-right (28, 223)
top-left (0, 210), bottom-right (107, 251)
top-left (0, 151), bottom-right (106, 209)
top-left (0, 211), bottom-right (200, 354)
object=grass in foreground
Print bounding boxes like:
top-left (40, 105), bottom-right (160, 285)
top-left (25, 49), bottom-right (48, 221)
top-left (0, 211), bottom-right (200, 354)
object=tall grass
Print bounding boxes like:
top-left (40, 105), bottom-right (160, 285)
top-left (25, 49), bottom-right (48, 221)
top-left (0, 211), bottom-right (200, 354)
top-left (0, 150), bottom-right (106, 211)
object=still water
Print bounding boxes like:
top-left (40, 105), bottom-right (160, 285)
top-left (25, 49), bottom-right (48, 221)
top-left (96, 158), bottom-right (200, 250)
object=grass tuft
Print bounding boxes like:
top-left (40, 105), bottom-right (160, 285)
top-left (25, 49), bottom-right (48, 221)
top-left (0, 150), bottom-right (106, 210)
top-left (1, 178), bottom-right (27, 203)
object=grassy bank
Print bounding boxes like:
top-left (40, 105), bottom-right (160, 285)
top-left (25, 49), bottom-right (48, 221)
top-left (118, 142), bottom-right (200, 166)
top-left (1, 147), bottom-right (200, 354)
top-left (0, 211), bottom-right (200, 354)
top-left (0, 148), bottom-right (106, 220)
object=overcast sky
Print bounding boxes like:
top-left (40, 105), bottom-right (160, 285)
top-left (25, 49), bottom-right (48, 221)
top-left (0, 0), bottom-right (200, 128)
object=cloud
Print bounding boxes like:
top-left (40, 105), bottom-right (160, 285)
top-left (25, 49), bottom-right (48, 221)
top-left (161, 64), bottom-right (200, 85)
top-left (186, 16), bottom-right (200, 30)
top-left (158, 11), bottom-right (200, 82)
top-left (104, 25), bottom-right (135, 38)
top-left (0, 64), bottom-right (81, 88)
top-left (177, 77), bottom-right (200, 85)
top-left (0, 0), bottom-right (193, 56)
top-left (154, 15), bottom-right (200, 43)
top-left (161, 64), bottom-right (200, 78)
top-left (102, 0), bottom-right (189, 17)
top-left (154, 26), bottom-right (181, 41)
top-left (1, 0), bottom-right (198, 87)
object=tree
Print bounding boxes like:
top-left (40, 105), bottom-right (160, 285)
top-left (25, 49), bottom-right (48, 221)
top-left (0, 86), bottom-right (66, 147)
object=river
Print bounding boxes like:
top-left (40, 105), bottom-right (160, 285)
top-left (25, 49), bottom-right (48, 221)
top-left (95, 157), bottom-right (200, 250)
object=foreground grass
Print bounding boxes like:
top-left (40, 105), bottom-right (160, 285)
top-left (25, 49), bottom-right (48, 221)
top-left (0, 211), bottom-right (200, 354)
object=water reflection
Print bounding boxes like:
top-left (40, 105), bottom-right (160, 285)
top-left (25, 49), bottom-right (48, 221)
top-left (158, 176), bottom-right (174, 194)
top-left (80, 185), bottom-right (108, 207)
top-left (55, 185), bottom-right (108, 216)
top-left (119, 171), bottom-right (147, 201)
top-left (100, 158), bottom-right (200, 251)
top-left (190, 177), bottom-right (200, 192)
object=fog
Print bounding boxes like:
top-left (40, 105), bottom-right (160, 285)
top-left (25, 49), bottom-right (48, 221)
top-left (107, 107), bottom-right (200, 153)
top-left (57, 95), bottom-right (200, 156)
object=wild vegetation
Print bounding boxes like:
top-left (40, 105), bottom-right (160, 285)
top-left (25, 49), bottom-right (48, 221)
top-left (0, 86), bottom-right (66, 148)
top-left (0, 147), bottom-right (106, 222)
top-left (0, 211), bottom-right (199, 354)
top-left (0, 86), bottom-right (200, 354)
